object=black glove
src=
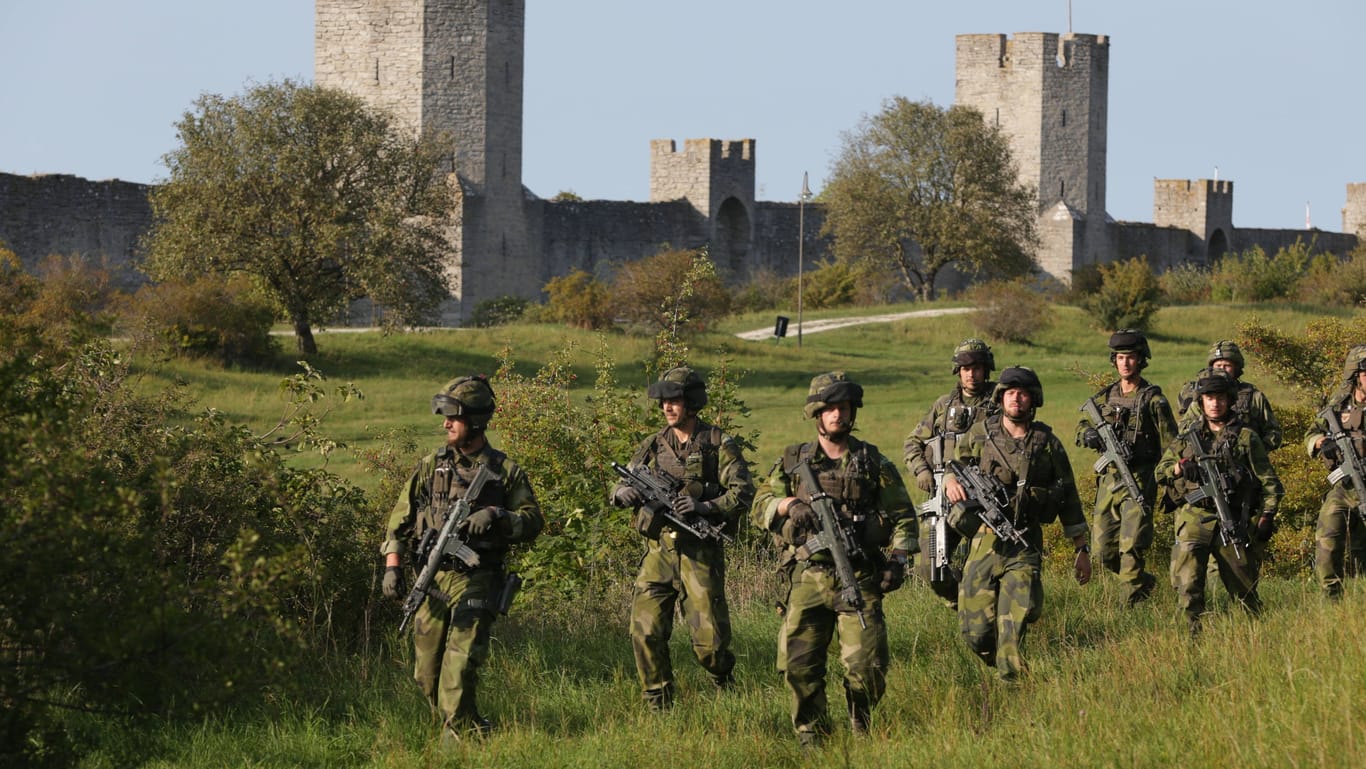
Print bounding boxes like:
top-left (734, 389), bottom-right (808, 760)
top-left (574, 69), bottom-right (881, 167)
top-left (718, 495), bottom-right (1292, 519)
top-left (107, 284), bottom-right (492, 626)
top-left (672, 495), bottom-right (710, 518)
top-left (382, 566), bottom-right (405, 600)
top-left (916, 470), bottom-right (935, 493)
top-left (1254, 513), bottom-right (1276, 543)
top-left (1082, 427), bottom-right (1104, 451)
top-left (880, 556), bottom-right (907, 593)
top-left (1178, 458), bottom-right (1202, 483)
top-left (786, 500), bottom-right (818, 532)
top-left (612, 486), bottom-right (644, 508)
top-left (463, 506), bottom-right (507, 537)
top-left (1321, 441), bottom-right (1342, 464)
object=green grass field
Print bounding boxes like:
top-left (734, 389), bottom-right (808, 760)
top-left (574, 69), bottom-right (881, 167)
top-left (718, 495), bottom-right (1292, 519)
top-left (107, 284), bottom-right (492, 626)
top-left (94, 301), bottom-right (1364, 768)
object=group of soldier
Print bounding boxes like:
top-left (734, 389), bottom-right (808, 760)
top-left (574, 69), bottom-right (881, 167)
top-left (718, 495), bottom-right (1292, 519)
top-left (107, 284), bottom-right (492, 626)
top-left (377, 335), bottom-right (1366, 746)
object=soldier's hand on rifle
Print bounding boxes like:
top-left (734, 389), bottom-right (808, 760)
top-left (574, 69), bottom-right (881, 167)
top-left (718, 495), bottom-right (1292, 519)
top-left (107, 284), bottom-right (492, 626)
top-left (1081, 427), bottom-right (1104, 451)
top-left (785, 499), bottom-right (819, 532)
top-left (880, 551), bottom-right (908, 593)
top-left (1176, 458), bottom-right (1201, 482)
top-left (612, 486), bottom-right (643, 508)
top-left (382, 565), bottom-right (405, 600)
top-left (1254, 512), bottom-right (1276, 542)
top-left (943, 476), bottom-right (967, 504)
top-left (1320, 440), bottom-right (1341, 464)
top-left (672, 494), bottom-right (711, 518)
top-left (915, 470), bottom-right (935, 493)
top-left (463, 506), bottom-right (508, 536)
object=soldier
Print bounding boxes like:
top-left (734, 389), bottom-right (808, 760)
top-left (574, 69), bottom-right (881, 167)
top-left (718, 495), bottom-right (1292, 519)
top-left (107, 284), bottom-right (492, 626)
top-left (1076, 330), bottom-right (1178, 606)
top-left (380, 375), bottom-right (543, 739)
top-left (751, 372), bottom-right (915, 746)
top-left (1157, 370), bottom-right (1282, 636)
top-left (944, 366), bottom-right (1091, 681)
top-left (609, 367), bottom-right (754, 710)
top-left (1304, 345), bottom-right (1366, 599)
top-left (903, 338), bottom-right (999, 608)
top-left (1177, 340), bottom-right (1283, 450)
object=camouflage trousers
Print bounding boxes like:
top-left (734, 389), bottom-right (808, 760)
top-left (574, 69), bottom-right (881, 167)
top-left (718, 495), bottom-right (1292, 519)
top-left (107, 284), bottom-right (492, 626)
top-left (917, 513), bottom-right (963, 609)
top-left (630, 533), bottom-right (734, 700)
top-left (957, 529), bottom-right (1042, 681)
top-left (412, 566), bottom-right (502, 727)
top-left (778, 561), bottom-right (887, 738)
top-left (1091, 468), bottom-right (1158, 604)
top-left (1170, 505), bottom-right (1261, 634)
top-left (1315, 483), bottom-right (1366, 598)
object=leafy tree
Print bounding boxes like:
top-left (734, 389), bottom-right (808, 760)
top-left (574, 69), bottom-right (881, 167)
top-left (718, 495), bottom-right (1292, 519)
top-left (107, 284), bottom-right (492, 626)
top-left (611, 247), bottom-right (730, 335)
top-left (145, 79), bottom-right (454, 354)
top-left (543, 269), bottom-right (613, 329)
top-left (822, 97), bottom-right (1038, 300)
top-left (1082, 255), bottom-right (1162, 332)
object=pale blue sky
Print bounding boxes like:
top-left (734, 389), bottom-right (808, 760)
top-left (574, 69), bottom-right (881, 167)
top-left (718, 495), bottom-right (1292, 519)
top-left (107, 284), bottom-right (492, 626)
top-left (2, 1), bottom-right (1361, 232)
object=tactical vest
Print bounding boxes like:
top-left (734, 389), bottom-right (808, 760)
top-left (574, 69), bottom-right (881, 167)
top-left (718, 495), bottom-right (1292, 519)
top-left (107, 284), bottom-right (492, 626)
top-left (781, 439), bottom-right (892, 550)
top-left (417, 448), bottom-right (508, 543)
top-left (932, 386), bottom-right (997, 466)
top-left (1170, 422), bottom-right (1257, 518)
top-left (976, 416), bottom-right (1061, 526)
top-left (643, 423), bottom-right (724, 501)
top-left (1096, 381), bottom-right (1162, 464)
top-left (1328, 395), bottom-right (1366, 457)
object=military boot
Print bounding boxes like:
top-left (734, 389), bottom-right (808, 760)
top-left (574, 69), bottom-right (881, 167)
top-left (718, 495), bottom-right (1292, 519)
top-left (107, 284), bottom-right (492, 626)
top-left (643, 682), bottom-right (675, 711)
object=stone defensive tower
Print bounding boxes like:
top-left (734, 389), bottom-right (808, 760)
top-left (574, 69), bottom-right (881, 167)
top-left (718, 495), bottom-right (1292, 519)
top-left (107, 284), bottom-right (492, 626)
top-left (1154, 179), bottom-right (1234, 261)
top-left (314, 0), bottom-right (532, 322)
top-left (1344, 183), bottom-right (1366, 238)
top-left (649, 139), bottom-right (756, 276)
top-left (955, 32), bottom-right (1111, 281)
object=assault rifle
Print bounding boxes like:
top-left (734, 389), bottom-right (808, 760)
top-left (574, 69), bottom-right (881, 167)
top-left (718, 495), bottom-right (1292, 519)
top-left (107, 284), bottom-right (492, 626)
top-left (611, 462), bottom-right (733, 545)
top-left (945, 460), bottom-right (1033, 552)
top-left (918, 437), bottom-right (953, 583)
top-left (1079, 396), bottom-right (1148, 514)
top-left (1319, 405), bottom-right (1366, 526)
top-left (1183, 430), bottom-right (1245, 559)
top-left (794, 460), bottom-right (867, 628)
top-left (399, 464), bottom-right (494, 634)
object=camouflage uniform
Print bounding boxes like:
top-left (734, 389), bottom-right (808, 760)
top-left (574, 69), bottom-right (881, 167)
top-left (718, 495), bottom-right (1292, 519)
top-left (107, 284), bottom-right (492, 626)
top-left (949, 370), bottom-right (1087, 681)
top-left (610, 367), bottom-right (754, 708)
top-left (1176, 341), bottom-right (1283, 450)
top-left (752, 373), bottom-right (915, 743)
top-left (1076, 331), bottom-right (1178, 605)
top-left (1157, 374), bottom-right (1282, 635)
top-left (1303, 346), bottom-right (1366, 598)
top-left (904, 338), bottom-right (998, 608)
top-left (383, 415), bottom-right (542, 731)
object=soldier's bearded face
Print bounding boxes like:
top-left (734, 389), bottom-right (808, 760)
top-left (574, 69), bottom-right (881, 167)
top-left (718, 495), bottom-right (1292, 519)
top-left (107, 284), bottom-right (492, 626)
top-left (958, 363), bottom-right (989, 393)
top-left (1001, 388), bottom-right (1032, 420)
top-left (444, 415), bottom-right (480, 451)
top-left (662, 397), bottom-right (694, 430)
top-left (818, 402), bottom-right (854, 440)
top-left (1114, 352), bottom-right (1142, 379)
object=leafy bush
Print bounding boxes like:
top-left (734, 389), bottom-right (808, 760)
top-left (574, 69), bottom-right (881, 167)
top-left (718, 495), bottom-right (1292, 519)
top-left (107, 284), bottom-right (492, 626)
top-left (469, 294), bottom-right (529, 327)
top-left (1081, 256), bottom-right (1161, 331)
top-left (1210, 242), bottom-right (1313, 303)
top-left (124, 274), bottom-right (278, 366)
top-left (967, 278), bottom-right (1053, 343)
top-left (611, 247), bottom-right (731, 333)
top-left (1292, 247), bottom-right (1366, 307)
top-left (0, 248), bottom-right (120, 346)
top-left (1158, 262), bottom-right (1211, 305)
top-left (1063, 263), bottom-right (1104, 306)
top-left (543, 269), bottom-right (613, 329)
top-left (731, 268), bottom-right (793, 313)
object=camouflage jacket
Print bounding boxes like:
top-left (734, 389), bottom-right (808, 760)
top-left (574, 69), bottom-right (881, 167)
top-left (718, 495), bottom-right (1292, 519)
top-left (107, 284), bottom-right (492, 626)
top-left (1177, 379), bottom-right (1282, 451)
top-left (611, 419), bottom-right (755, 532)
top-left (1156, 418), bottom-right (1282, 520)
top-left (903, 383), bottom-right (998, 480)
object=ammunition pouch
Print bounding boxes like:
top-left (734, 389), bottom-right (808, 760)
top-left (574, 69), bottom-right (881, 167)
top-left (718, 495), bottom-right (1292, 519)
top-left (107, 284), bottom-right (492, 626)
top-left (947, 501), bottom-right (984, 538)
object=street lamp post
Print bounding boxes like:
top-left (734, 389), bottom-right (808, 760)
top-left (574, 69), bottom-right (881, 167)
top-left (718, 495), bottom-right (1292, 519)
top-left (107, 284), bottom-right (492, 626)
top-left (797, 172), bottom-right (812, 348)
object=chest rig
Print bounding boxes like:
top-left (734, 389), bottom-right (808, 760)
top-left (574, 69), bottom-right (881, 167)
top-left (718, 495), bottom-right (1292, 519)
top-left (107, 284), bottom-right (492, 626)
top-left (418, 447), bottom-right (507, 536)
top-left (1331, 396), bottom-right (1366, 457)
top-left (781, 439), bottom-right (891, 550)
top-left (1173, 422), bottom-right (1255, 514)
top-left (934, 387), bottom-right (997, 464)
top-left (644, 424), bottom-right (723, 500)
top-left (1098, 382), bottom-right (1160, 463)
top-left (977, 416), bottom-right (1057, 525)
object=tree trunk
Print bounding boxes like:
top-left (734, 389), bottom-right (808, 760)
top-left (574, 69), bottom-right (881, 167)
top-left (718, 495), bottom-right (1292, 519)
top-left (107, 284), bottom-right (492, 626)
top-left (292, 314), bottom-right (317, 355)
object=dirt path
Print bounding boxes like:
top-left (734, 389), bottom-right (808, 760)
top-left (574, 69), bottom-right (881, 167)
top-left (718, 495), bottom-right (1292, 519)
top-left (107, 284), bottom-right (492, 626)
top-left (735, 307), bottom-right (974, 341)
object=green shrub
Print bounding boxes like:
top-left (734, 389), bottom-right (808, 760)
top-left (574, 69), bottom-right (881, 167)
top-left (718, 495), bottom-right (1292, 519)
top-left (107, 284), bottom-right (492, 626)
top-left (1210, 241), bottom-right (1313, 303)
top-left (1292, 247), bottom-right (1366, 307)
top-left (0, 249), bottom-right (120, 346)
top-left (1081, 256), bottom-right (1161, 331)
top-left (125, 274), bottom-right (278, 366)
top-left (731, 268), bottom-right (793, 313)
top-left (543, 269), bottom-right (613, 329)
top-left (967, 278), bottom-right (1053, 343)
top-left (469, 294), bottom-right (529, 327)
top-left (1064, 263), bottom-right (1104, 305)
top-left (611, 247), bottom-right (731, 334)
top-left (1158, 262), bottom-right (1211, 305)
top-left (799, 259), bottom-right (858, 309)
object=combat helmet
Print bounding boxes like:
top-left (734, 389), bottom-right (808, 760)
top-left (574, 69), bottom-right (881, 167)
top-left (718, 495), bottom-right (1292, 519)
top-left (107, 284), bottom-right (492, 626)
top-left (431, 374), bottom-right (496, 430)
top-left (951, 338), bottom-right (995, 374)
top-left (992, 366), bottom-right (1044, 408)
top-left (1207, 340), bottom-right (1245, 377)
top-left (647, 366), bottom-right (708, 411)
top-left (1194, 368), bottom-right (1236, 396)
top-left (803, 371), bottom-right (864, 419)
top-left (1341, 345), bottom-right (1366, 385)
top-left (1108, 328), bottom-right (1151, 369)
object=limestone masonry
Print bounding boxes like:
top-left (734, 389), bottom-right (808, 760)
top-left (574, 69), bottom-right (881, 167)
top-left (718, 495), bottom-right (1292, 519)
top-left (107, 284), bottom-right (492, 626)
top-left (2, 1), bottom-right (1362, 323)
